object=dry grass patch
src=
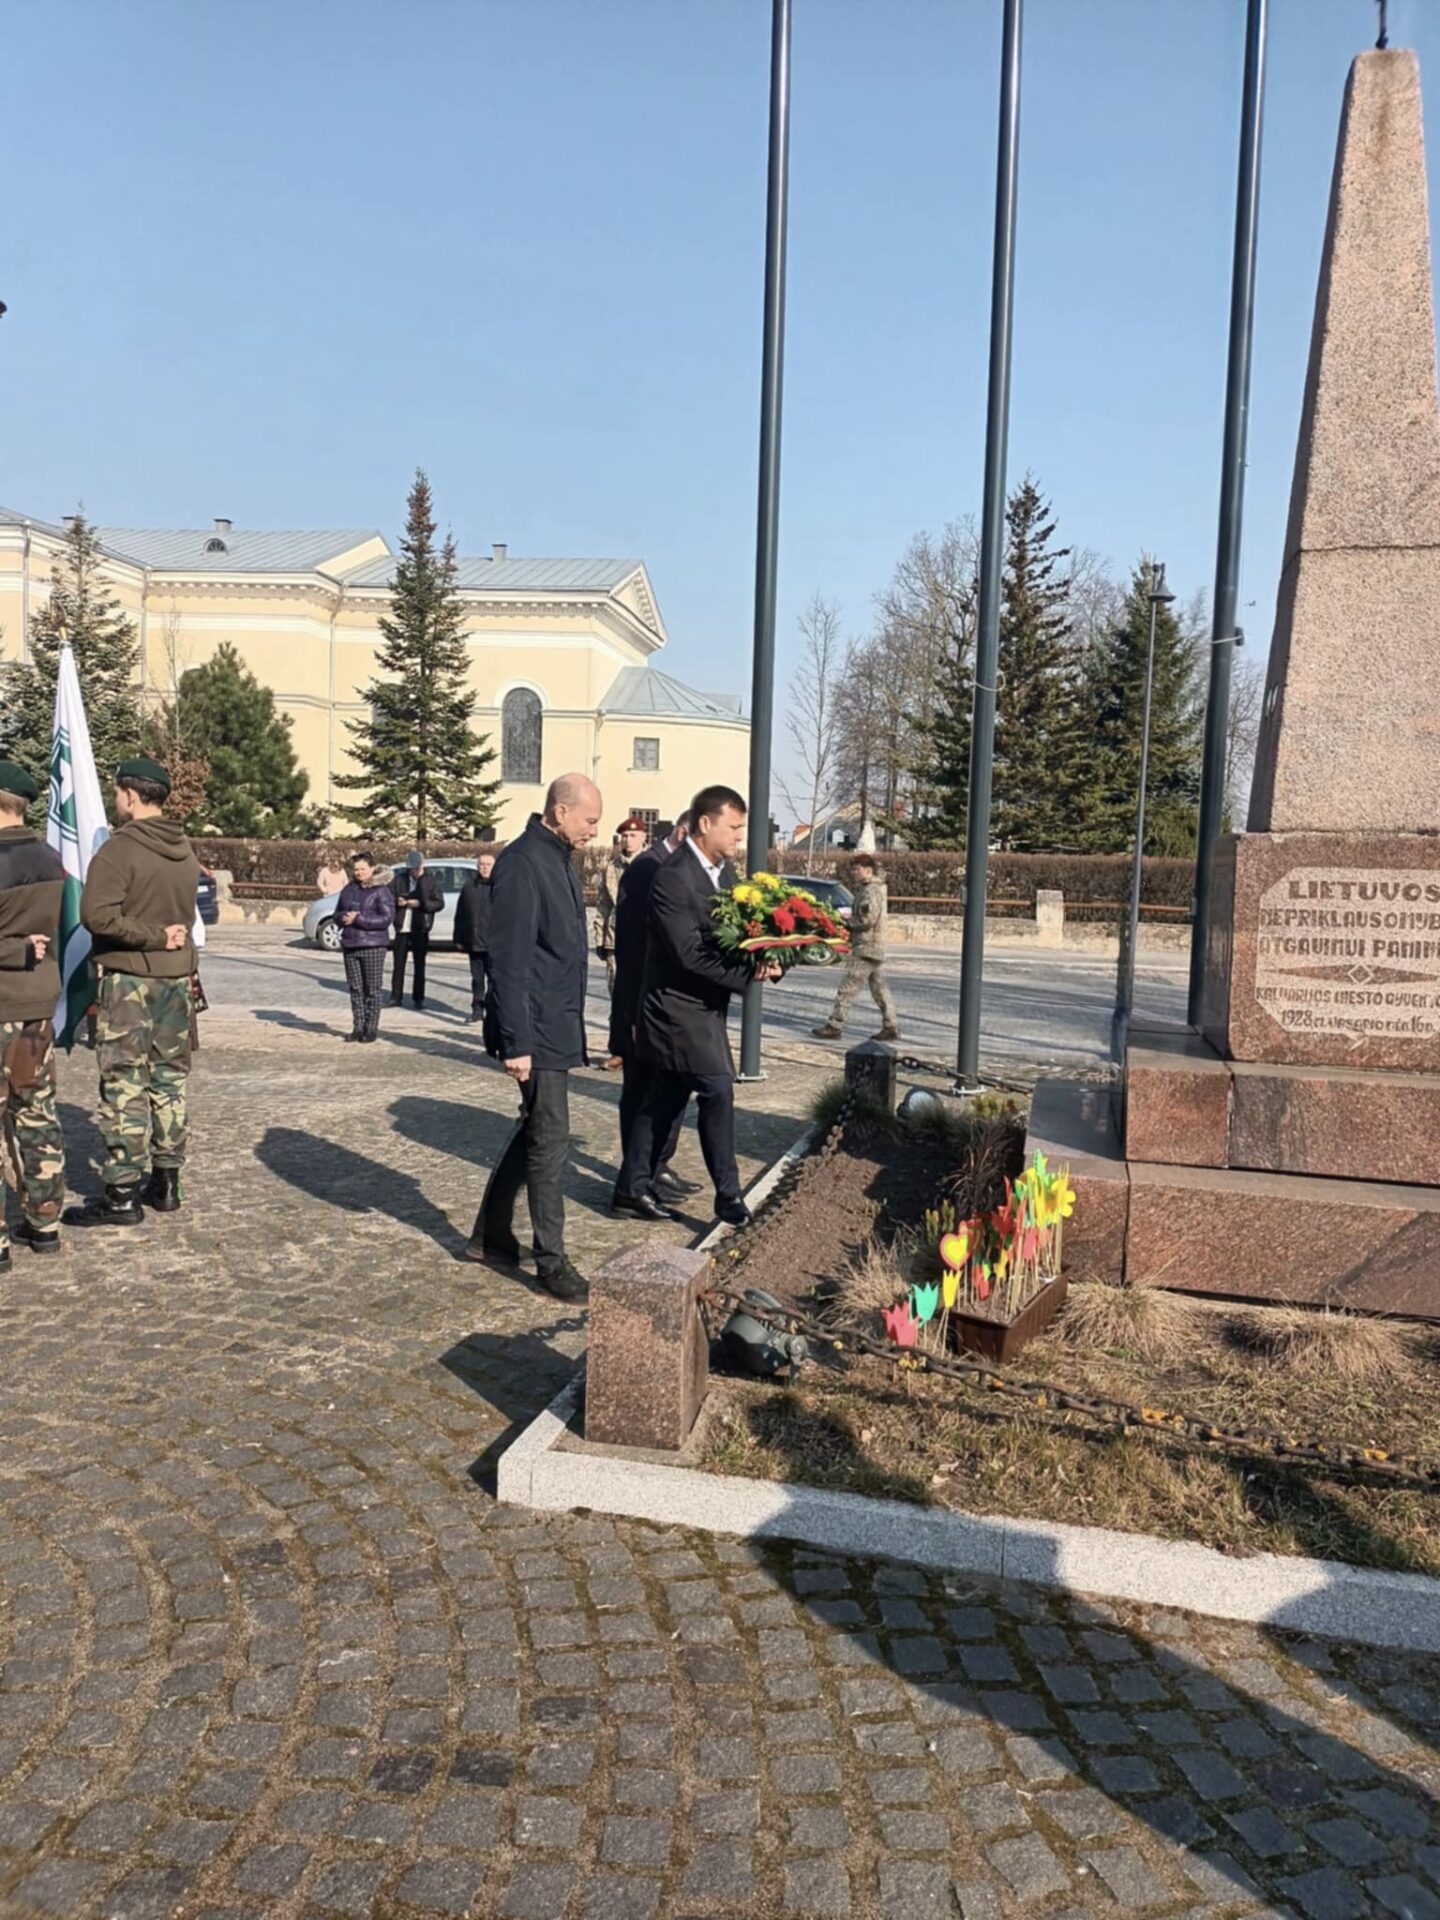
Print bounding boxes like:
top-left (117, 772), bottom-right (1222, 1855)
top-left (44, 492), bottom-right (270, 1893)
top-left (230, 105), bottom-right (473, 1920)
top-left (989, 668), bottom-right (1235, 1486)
top-left (1227, 1306), bottom-right (1412, 1384)
top-left (828, 1233), bottom-right (912, 1329)
top-left (1051, 1281), bottom-right (1204, 1367)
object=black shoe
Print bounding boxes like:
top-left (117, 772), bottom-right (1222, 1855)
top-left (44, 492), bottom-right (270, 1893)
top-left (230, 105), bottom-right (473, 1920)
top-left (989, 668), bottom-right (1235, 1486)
top-left (537, 1259), bottom-right (589, 1303)
top-left (387, 996), bottom-right (402, 1007)
top-left (465, 1229), bottom-right (524, 1268)
top-left (465, 1012), bottom-right (483, 1024)
top-left (611, 1189), bottom-right (676, 1222)
top-left (413, 1000), bottom-right (426, 1011)
top-left (63, 1187), bottom-right (145, 1228)
top-left (714, 1197), bottom-right (752, 1229)
top-left (654, 1168), bottom-right (702, 1199)
top-left (14, 1220), bottom-right (61, 1256)
top-left (344, 1032), bottom-right (362, 1043)
top-left (146, 1168), bottom-right (181, 1213)
top-left (0, 1246), bottom-right (10, 1273)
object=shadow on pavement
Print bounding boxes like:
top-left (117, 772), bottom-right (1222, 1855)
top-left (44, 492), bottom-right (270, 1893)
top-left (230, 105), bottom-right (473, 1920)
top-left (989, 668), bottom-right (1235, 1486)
top-left (440, 1322), bottom-right (587, 1495)
top-left (748, 1402), bottom-right (1440, 1912)
top-left (255, 1124), bottom-right (470, 1258)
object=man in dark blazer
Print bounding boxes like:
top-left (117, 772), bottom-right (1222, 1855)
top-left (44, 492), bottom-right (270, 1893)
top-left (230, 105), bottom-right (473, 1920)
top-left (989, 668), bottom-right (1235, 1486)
top-left (614, 784), bottom-right (781, 1227)
top-left (453, 850), bottom-right (496, 1023)
top-left (608, 813), bottom-right (699, 1211)
top-left (469, 776), bottom-right (601, 1301)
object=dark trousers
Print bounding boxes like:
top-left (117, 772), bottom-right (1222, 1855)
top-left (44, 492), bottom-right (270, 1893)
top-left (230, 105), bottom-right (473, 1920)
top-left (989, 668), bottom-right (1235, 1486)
top-left (391, 925), bottom-right (431, 1005)
top-left (617, 1055), bottom-right (683, 1186)
top-left (619, 1069), bottom-right (739, 1207)
top-left (343, 947), bottom-right (385, 1038)
top-left (467, 952), bottom-right (490, 1015)
top-left (474, 1068), bottom-right (570, 1275)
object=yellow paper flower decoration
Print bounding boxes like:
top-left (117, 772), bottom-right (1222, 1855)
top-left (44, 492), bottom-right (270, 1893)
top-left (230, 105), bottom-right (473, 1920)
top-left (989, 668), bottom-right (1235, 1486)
top-left (1049, 1174), bottom-right (1076, 1222)
top-left (941, 1268), bottom-right (960, 1310)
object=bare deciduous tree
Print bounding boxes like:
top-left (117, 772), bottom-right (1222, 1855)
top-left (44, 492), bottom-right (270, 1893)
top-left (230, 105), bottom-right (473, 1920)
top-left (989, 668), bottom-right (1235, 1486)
top-left (777, 594), bottom-right (848, 873)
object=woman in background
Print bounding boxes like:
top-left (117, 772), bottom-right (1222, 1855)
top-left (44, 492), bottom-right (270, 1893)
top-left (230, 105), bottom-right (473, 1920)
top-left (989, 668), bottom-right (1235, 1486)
top-left (336, 852), bottom-right (395, 1043)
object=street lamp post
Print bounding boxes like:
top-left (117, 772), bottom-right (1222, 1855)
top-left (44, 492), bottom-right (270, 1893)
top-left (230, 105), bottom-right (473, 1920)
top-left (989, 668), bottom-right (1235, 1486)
top-left (1112, 562), bottom-right (1175, 1065)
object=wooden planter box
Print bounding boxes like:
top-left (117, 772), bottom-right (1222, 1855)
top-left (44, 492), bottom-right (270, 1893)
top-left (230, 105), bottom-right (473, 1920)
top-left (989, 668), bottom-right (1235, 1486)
top-left (949, 1274), bottom-right (1068, 1364)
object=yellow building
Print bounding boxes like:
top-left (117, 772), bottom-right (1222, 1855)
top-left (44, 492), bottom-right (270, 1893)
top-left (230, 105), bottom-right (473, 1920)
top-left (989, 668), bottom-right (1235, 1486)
top-left (0, 507), bottom-right (749, 837)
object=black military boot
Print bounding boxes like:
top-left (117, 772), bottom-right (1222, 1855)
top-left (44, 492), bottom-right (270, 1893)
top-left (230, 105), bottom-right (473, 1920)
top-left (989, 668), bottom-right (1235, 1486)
top-left (13, 1220), bottom-right (61, 1256)
top-left (63, 1186), bottom-right (145, 1228)
top-left (146, 1168), bottom-right (182, 1213)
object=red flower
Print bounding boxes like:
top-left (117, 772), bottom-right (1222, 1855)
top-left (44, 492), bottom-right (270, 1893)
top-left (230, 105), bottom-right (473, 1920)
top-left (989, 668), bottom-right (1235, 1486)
top-left (792, 899), bottom-right (817, 924)
top-left (746, 919), bottom-right (764, 938)
top-left (773, 906), bottom-right (796, 935)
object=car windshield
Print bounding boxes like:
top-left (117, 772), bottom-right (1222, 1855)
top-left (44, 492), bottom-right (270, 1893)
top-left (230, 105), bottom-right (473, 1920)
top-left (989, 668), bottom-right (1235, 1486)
top-left (782, 876), bottom-right (853, 908)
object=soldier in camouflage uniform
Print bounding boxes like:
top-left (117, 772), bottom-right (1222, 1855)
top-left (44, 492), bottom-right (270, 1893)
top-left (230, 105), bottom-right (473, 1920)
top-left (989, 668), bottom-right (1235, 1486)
top-left (812, 853), bottom-right (900, 1042)
top-left (65, 756), bottom-right (201, 1228)
top-left (0, 761), bottom-right (67, 1269)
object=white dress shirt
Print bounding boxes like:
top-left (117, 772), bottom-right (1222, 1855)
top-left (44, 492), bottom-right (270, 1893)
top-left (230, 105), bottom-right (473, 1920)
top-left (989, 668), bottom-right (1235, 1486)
top-left (686, 839), bottom-right (725, 888)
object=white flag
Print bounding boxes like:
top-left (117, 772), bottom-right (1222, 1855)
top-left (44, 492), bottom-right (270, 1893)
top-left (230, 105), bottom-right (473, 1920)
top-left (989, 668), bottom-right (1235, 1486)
top-left (48, 646), bottom-right (110, 1049)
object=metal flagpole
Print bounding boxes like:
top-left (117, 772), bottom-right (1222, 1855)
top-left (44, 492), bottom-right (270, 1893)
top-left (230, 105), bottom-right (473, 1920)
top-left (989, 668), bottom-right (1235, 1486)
top-left (1187, 0), bottom-right (1268, 1024)
top-left (955, 0), bottom-right (1023, 1089)
top-left (739, 0), bottom-right (794, 1081)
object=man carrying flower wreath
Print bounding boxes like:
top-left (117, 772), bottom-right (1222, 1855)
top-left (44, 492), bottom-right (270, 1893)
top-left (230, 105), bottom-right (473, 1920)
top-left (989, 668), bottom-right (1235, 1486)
top-left (613, 784), bottom-right (783, 1229)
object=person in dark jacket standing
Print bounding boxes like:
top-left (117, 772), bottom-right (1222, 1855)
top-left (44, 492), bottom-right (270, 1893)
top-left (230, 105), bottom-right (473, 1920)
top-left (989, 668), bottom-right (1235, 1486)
top-left (337, 853), bottom-right (397, 1043)
top-left (453, 851), bottom-right (496, 1023)
top-left (66, 756), bottom-right (202, 1226)
top-left (614, 784), bottom-right (780, 1228)
top-left (607, 813), bottom-right (698, 1209)
top-left (390, 850), bottom-right (445, 1010)
top-left (469, 775), bottom-right (601, 1302)
top-left (0, 761), bottom-right (66, 1268)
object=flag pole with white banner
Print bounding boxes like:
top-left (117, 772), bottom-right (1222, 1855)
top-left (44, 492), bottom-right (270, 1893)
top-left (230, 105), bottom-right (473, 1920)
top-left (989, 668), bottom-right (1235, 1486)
top-left (48, 645), bottom-right (110, 1050)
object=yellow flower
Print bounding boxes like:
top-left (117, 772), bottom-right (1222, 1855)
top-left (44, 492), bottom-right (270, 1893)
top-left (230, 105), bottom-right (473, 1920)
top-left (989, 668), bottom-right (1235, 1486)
top-left (733, 884), bottom-right (762, 908)
top-left (1049, 1174), bottom-right (1076, 1222)
top-left (749, 871), bottom-right (780, 888)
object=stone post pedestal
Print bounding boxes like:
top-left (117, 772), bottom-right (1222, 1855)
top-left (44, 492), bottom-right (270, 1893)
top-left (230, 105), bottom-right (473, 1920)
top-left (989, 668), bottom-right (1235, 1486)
top-left (585, 1245), bottom-right (712, 1451)
top-left (845, 1039), bottom-right (897, 1112)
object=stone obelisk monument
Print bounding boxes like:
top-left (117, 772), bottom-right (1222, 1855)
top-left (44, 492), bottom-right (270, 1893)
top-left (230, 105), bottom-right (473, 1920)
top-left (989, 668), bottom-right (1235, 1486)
top-left (1032, 48), bottom-right (1440, 1316)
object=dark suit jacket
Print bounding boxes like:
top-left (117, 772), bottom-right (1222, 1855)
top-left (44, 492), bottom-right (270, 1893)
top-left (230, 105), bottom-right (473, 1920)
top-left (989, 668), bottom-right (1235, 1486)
top-left (484, 814), bottom-right (588, 1071)
top-left (392, 867), bottom-right (445, 935)
top-left (608, 842), bottom-right (665, 1059)
top-left (453, 875), bottom-right (493, 953)
top-left (636, 844), bottom-right (751, 1077)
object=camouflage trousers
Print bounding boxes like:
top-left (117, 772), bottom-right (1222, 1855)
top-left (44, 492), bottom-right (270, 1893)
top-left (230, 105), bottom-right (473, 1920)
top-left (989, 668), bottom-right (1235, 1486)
top-left (96, 973), bottom-right (193, 1192)
top-left (1, 1019), bottom-right (66, 1252)
top-left (829, 954), bottom-right (899, 1030)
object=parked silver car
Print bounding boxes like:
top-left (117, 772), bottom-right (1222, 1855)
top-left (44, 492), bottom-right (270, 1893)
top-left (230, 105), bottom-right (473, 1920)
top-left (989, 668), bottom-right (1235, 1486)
top-left (778, 874), bottom-right (853, 966)
top-left (303, 861), bottom-right (478, 953)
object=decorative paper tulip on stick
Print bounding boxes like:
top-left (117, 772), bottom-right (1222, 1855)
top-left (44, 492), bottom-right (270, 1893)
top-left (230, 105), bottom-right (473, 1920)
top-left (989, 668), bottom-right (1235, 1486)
top-left (883, 1156), bottom-right (1076, 1357)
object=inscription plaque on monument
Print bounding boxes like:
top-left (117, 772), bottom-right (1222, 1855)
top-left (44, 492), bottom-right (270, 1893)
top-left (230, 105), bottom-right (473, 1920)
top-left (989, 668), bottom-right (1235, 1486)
top-left (1255, 868), bottom-right (1440, 1045)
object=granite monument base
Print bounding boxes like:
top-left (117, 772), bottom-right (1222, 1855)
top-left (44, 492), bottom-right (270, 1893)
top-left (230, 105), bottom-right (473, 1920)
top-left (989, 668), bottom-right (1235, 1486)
top-left (1121, 1022), bottom-right (1440, 1187)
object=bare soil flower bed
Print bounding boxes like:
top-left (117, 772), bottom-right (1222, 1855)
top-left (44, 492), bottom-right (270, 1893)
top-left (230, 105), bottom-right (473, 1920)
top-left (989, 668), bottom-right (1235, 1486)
top-left (702, 1104), bottom-right (1440, 1576)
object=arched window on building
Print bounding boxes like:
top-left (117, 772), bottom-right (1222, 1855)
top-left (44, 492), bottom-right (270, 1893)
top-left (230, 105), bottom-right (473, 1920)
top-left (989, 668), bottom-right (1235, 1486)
top-left (501, 687), bottom-right (543, 785)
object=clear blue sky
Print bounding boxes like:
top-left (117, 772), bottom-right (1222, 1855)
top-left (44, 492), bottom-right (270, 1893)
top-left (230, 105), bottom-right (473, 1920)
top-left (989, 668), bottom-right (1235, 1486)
top-left (5, 0), bottom-right (1436, 786)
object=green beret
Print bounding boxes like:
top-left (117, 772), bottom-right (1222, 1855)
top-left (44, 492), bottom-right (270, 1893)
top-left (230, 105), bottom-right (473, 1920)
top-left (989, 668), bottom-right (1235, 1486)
top-left (0, 761), bottom-right (39, 804)
top-left (116, 755), bottom-right (171, 795)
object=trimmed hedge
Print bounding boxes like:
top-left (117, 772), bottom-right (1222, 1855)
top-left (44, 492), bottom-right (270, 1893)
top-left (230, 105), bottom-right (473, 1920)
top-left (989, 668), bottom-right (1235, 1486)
top-left (766, 849), bottom-right (1193, 921)
top-left (202, 837), bottom-right (1191, 922)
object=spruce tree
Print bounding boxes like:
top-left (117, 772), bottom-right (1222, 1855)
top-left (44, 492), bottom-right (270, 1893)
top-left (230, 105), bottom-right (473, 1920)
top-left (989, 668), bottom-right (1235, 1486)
top-left (0, 509), bottom-right (143, 814)
top-left (991, 478), bottom-right (1085, 850)
top-left (336, 471), bottom-right (500, 838)
top-left (159, 642), bottom-right (319, 837)
top-left (1075, 559), bottom-right (1203, 855)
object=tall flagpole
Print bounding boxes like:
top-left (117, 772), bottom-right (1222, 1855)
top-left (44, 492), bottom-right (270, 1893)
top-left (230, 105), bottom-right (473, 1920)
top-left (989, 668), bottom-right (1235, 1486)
top-left (1188, 0), bottom-right (1267, 1022)
top-left (739, 0), bottom-right (794, 1080)
top-left (955, 0), bottom-right (1023, 1088)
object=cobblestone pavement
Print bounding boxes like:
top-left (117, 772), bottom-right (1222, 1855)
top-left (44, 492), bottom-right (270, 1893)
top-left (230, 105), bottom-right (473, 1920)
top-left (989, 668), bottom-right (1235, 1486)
top-left (2, 1016), bottom-right (1439, 1919)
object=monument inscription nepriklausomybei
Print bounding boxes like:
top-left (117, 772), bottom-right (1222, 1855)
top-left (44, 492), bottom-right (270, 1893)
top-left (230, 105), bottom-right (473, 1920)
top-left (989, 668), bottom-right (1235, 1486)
top-left (1254, 867), bottom-right (1440, 1046)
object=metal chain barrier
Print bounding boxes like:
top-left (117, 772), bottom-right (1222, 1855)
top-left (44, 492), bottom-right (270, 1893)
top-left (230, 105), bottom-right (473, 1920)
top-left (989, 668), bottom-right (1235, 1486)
top-left (708, 1090), bottom-right (1440, 1493)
